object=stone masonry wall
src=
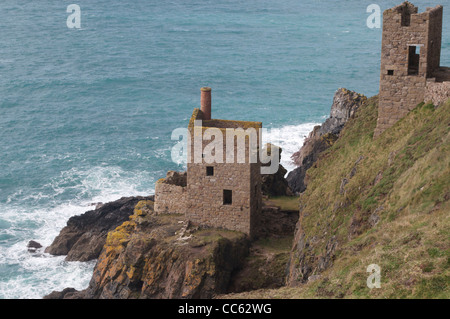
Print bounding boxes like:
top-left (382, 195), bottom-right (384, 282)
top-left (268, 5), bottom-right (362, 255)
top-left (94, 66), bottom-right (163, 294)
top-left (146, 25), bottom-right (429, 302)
top-left (154, 171), bottom-right (187, 215)
top-left (187, 162), bottom-right (254, 235)
top-left (249, 162), bottom-right (262, 237)
top-left (427, 5), bottom-right (443, 75)
top-left (425, 80), bottom-right (450, 106)
top-left (185, 108), bottom-right (262, 237)
top-left (374, 3), bottom-right (444, 137)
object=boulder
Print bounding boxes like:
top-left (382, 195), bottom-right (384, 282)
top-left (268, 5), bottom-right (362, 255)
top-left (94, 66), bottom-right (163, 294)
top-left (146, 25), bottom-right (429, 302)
top-left (27, 240), bottom-right (43, 253)
top-left (261, 144), bottom-right (294, 196)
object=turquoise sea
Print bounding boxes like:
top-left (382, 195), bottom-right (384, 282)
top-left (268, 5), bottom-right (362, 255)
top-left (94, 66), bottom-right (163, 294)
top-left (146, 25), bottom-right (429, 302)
top-left (0, 0), bottom-right (448, 298)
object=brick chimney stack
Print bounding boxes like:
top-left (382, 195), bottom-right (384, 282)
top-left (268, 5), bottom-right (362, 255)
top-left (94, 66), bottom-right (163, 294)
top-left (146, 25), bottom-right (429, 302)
top-left (200, 87), bottom-right (211, 120)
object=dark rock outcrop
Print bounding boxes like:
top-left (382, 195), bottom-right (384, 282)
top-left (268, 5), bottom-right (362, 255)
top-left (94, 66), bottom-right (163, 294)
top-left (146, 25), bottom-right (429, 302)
top-left (261, 144), bottom-right (293, 197)
top-left (163, 170), bottom-right (187, 187)
top-left (45, 200), bottom-right (250, 299)
top-left (45, 195), bottom-right (153, 261)
top-left (43, 288), bottom-right (83, 299)
top-left (261, 164), bottom-right (293, 197)
top-left (286, 132), bottom-right (335, 194)
top-left (287, 88), bottom-right (367, 193)
top-left (227, 244), bottom-right (290, 293)
top-left (256, 205), bottom-right (298, 238)
top-left (27, 240), bottom-right (43, 252)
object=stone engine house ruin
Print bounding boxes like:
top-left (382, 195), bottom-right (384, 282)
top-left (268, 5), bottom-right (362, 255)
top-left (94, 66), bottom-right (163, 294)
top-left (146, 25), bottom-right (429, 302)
top-left (155, 87), bottom-right (263, 238)
top-left (374, 1), bottom-right (450, 137)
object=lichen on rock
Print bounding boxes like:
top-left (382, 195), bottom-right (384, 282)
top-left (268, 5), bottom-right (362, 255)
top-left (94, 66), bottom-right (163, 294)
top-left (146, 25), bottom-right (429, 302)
top-left (46, 200), bottom-right (250, 299)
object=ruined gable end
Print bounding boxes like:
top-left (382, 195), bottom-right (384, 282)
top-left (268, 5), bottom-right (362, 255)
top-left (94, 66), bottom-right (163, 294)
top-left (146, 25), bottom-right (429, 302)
top-left (374, 2), bottom-right (449, 138)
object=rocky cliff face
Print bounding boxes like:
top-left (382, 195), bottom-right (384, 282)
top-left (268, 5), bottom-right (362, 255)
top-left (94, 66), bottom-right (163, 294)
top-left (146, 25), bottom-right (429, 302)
top-left (287, 88), bottom-right (367, 193)
top-left (261, 145), bottom-right (293, 197)
top-left (226, 205), bottom-right (297, 293)
top-left (45, 200), bottom-right (250, 299)
top-left (44, 194), bottom-right (300, 299)
top-left (284, 98), bottom-right (450, 298)
top-left (45, 196), bottom-right (153, 261)
top-left (226, 98), bottom-right (449, 299)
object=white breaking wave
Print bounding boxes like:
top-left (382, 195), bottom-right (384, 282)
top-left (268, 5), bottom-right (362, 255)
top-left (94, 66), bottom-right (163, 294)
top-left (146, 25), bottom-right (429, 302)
top-left (0, 122), bottom-right (317, 299)
top-left (0, 165), bottom-right (155, 299)
top-left (263, 123), bottom-right (318, 173)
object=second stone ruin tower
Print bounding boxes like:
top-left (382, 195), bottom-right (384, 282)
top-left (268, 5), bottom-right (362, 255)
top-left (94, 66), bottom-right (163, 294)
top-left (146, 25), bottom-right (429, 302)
top-left (374, 2), bottom-right (450, 137)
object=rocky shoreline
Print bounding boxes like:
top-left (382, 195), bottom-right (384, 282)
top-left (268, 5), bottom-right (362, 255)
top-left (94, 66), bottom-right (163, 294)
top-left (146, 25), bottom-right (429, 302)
top-left (44, 196), bottom-right (154, 262)
top-left (41, 171), bottom-right (297, 298)
top-left (40, 87), bottom-right (369, 299)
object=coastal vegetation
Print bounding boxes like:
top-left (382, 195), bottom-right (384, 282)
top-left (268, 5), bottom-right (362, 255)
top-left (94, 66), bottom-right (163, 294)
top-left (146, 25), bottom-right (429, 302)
top-left (230, 97), bottom-right (450, 298)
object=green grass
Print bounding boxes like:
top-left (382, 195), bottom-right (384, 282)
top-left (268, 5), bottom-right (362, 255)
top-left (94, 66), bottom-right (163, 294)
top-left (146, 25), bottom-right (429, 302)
top-left (225, 97), bottom-right (450, 299)
top-left (264, 196), bottom-right (300, 211)
top-left (254, 236), bottom-right (293, 252)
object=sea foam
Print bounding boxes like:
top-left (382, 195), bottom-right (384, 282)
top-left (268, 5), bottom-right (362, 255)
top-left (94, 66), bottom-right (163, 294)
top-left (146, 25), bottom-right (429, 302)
top-left (0, 165), bottom-right (155, 299)
top-left (263, 123), bottom-right (318, 173)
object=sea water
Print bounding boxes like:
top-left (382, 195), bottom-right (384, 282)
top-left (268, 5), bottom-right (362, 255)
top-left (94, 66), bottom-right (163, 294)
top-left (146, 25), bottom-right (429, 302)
top-left (0, 0), bottom-right (448, 298)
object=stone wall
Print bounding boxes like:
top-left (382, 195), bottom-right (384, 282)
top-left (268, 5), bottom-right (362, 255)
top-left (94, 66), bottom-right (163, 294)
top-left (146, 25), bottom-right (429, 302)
top-left (186, 162), bottom-right (256, 236)
top-left (425, 80), bottom-right (450, 106)
top-left (185, 108), bottom-right (262, 238)
top-left (374, 3), bottom-right (444, 137)
top-left (427, 5), bottom-right (443, 75)
top-left (154, 93), bottom-right (267, 237)
top-left (249, 161), bottom-right (262, 237)
top-left (154, 171), bottom-right (187, 215)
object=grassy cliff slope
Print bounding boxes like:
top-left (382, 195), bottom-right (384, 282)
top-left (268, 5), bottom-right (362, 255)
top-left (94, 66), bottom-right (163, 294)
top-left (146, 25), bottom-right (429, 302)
top-left (225, 97), bottom-right (450, 299)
